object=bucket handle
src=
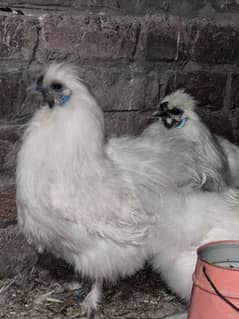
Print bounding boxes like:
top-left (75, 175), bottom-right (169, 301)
top-left (203, 266), bottom-right (239, 313)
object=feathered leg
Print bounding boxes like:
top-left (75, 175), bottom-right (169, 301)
top-left (81, 279), bottom-right (103, 318)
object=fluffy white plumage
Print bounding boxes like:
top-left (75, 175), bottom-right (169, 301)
top-left (16, 64), bottom-right (239, 312)
top-left (150, 188), bottom-right (239, 300)
top-left (217, 136), bottom-right (239, 188)
top-left (143, 89), bottom-right (233, 191)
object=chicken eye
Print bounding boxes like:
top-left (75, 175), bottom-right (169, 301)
top-left (51, 82), bottom-right (63, 91)
top-left (169, 107), bottom-right (183, 116)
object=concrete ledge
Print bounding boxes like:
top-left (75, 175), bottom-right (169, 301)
top-left (1, 0), bottom-right (239, 15)
top-left (1, 12), bottom-right (239, 65)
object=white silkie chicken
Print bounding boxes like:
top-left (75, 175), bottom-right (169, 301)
top-left (108, 93), bottom-right (221, 194)
top-left (16, 64), bottom-right (239, 315)
top-left (16, 63), bottom-right (197, 314)
top-left (143, 89), bottom-right (235, 191)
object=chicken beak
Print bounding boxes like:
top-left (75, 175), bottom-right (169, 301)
top-left (33, 75), bottom-right (54, 109)
top-left (152, 110), bottom-right (165, 118)
top-left (35, 84), bottom-right (54, 109)
top-left (41, 89), bottom-right (55, 109)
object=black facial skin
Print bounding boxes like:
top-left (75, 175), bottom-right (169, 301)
top-left (159, 102), bottom-right (168, 113)
top-left (50, 82), bottom-right (63, 91)
top-left (36, 75), bottom-right (44, 91)
top-left (153, 101), bottom-right (184, 129)
top-left (45, 93), bottom-right (55, 109)
top-left (36, 77), bottom-right (64, 109)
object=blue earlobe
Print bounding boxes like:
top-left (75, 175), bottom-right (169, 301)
top-left (60, 95), bottom-right (71, 106)
top-left (176, 117), bottom-right (188, 129)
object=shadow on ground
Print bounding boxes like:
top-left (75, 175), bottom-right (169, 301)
top-left (0, 252), bottom-right (186, 319)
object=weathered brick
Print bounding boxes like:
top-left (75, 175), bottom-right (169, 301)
top-left (78, 66), bottom-right (160, 111)
top-left (37, 15), bottom-right (140, 62)
top-left (165, 70), bottom-right (227, 110)
top-left (231, 73), bottom-right (239, 109)
top-left (138, 0), bottom-right (211, 17)
top-left (0, 70), bottom-right (28, 117)
top-left (137, 15), bottom-right (239, 65)
top-left (137, 15), bottom-right (188, 62)
top-left (230, 108), bottom-right (239, 142)
top-left (71, 0), bottom-right (120, 10)
top-left (0, 123), bottom-right (23, 144)
top-left (0, 15), bottom-right (38, 62)
top-left (0, 0), bottom-right (120, 11)
top-left (211, 0), bottom-right (239, 12)
top-left (3, 0), bottom-right (239, 14)
top-left (0, 0), bottom-right (80, 6)
top-left (198, 108), bottom-right (235, 142)
top-left (231, 74), bottom-right (239, 140)
top-left (0, 139), bottom-right (15, 172)
top-left (190, 20), bottom-right (239, 64)
top-left (230, 108), bottom-right (239, 143)
top-left (0, 124), bottom-right (23, 180)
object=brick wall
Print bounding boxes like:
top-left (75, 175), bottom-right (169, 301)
top-left (1, 0), bottom-right (239, 276)
top-left (1, 2), bottom-right (239, 179)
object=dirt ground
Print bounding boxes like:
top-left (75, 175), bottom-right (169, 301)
top-left (0, 253), bottom-right (186, 319)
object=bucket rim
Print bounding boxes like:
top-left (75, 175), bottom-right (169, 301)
top-left (197, 240), bottom-right (239, 271)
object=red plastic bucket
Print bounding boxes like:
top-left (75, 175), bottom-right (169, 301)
top-left (188, 241), bottom-right (239, 319)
